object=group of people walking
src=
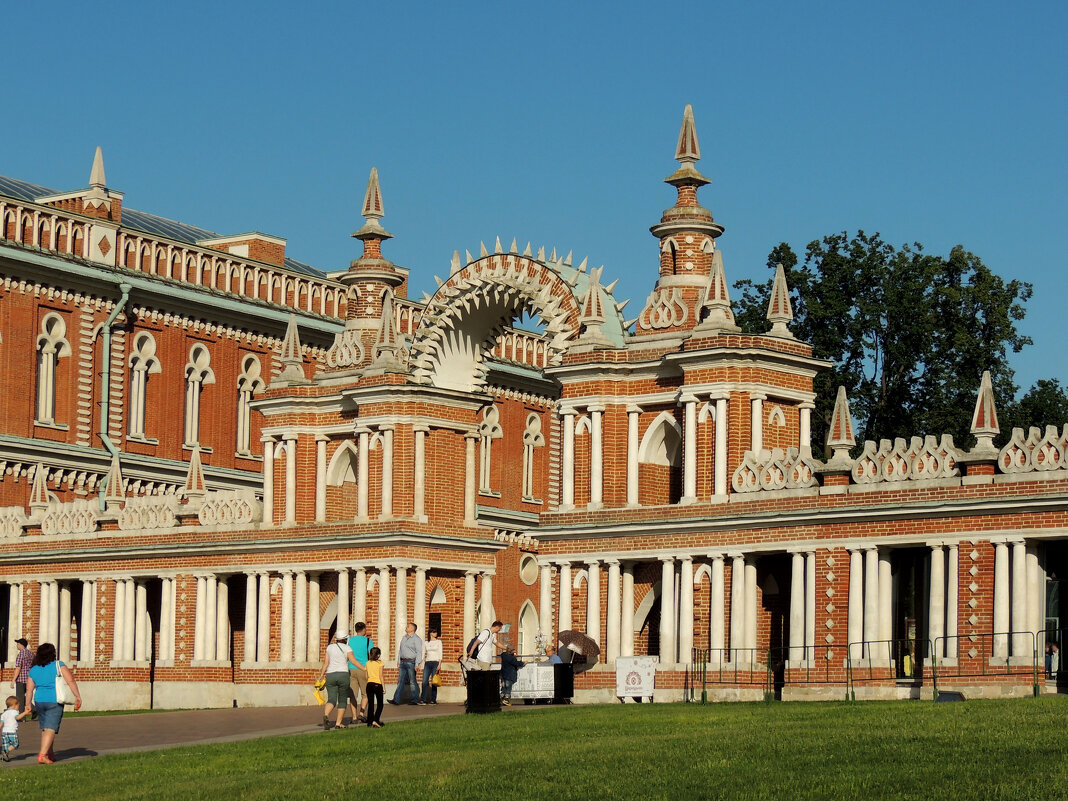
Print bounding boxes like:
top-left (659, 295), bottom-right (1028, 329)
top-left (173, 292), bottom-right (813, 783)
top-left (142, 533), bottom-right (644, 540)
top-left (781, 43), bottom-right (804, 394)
top-left (4, 638), bottom-right (82, 764)
top-left (317, 621), bottom-right (442, 730)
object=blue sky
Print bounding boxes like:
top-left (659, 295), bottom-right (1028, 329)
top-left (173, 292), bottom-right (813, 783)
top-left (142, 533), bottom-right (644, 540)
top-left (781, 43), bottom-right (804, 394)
top-left (3, 0), bottom-right (1065, 394)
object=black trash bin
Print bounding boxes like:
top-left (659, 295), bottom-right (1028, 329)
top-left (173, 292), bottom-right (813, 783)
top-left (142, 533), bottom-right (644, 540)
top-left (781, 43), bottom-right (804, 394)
top-left (466, 669), bottom-right (501, 714)
top-left (553, 663), bottom-right (574, 703)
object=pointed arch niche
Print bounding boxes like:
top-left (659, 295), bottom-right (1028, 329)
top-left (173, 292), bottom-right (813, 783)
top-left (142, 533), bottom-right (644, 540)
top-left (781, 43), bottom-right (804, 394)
top-left (638, 411), bottom-right (683, 505)
top-left (325, 440), bottom-right (359, 520)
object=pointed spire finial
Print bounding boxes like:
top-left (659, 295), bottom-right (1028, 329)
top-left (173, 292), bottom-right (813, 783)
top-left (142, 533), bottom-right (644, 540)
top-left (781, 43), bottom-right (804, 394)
top-left (182, 445), bottom-right (207, 502)
top-left (675, 104), bottom-right (701, 165)
top-left (274, 314), bottom-right (310, 384)
top-left (29, 463), bottom-right (50, 513)
top-left (104, 453), bottom-right (125, 511)
top-left (90, 146), bottom-right (106, 188)
top-left (575, 268), bottom-right (614, 347)
top-left (693, 250), bottom-right (740, 333)
top-left (766, 263), bottom-right (795, 338)
top-left (826, 386), bottom-right (856, 463)
top-left (970, 370), bottom-right (1000, 452)
top-left (362, 167), bottom-right (384, 220)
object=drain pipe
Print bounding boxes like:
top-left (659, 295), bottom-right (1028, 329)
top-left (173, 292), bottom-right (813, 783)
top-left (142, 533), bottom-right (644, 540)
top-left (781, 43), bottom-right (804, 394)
top-left (94, 283), bottom-right (132, 510)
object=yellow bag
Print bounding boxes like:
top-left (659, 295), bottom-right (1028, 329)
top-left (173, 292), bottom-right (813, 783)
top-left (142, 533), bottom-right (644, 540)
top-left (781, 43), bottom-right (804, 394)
top-left (431, 672), bottom-right (442, 687)
top-left (313, 688), bottom-right (324, 704)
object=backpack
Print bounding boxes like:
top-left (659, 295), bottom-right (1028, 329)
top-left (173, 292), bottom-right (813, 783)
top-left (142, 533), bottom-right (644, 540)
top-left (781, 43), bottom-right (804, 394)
top-left (466, 629), bottom-right (489, 658)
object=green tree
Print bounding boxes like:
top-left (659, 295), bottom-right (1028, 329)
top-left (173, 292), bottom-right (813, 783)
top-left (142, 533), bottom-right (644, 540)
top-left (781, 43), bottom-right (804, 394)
top-left (1002, 379), bottom-right (1068, 440)
top-left (733, 232), bottom-right (1041, 452)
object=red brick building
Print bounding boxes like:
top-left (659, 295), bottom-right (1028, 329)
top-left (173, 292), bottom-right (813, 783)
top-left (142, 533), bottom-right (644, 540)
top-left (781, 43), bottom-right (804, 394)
top-left (0, 108), bottom-right (1065, 708)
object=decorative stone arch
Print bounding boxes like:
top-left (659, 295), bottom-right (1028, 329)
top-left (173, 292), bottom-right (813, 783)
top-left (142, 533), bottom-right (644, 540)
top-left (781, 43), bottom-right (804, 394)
top-left (693, 562), bottom-right (712, 586)
top-left (409, 253), bottom-right (583, 391)
top-left (517, 599), bottom-right (539, 654)
top-left (326, 440), bottom-right (359, 485)
top-left (633, 579), bottom-right (660, 634)
top-left (638, 411), bottom-right (682, 466)
top-left (428, 584), bottom-right (447, 606)
top-left (767, 405), bottom-right (786, 427)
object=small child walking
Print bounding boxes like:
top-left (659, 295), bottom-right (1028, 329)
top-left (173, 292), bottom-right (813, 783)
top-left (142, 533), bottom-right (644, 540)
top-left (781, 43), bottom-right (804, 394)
top-left (365, 647), bottom-right (385, 729)
top-left (2, 695), bottom-right (29, 761)
top-left (499, 645), bottom-right (525, 706)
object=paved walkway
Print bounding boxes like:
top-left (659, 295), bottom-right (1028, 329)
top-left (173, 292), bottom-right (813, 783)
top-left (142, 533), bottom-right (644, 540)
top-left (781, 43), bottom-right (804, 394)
top-left (1, 702), bottom-right (467, 767)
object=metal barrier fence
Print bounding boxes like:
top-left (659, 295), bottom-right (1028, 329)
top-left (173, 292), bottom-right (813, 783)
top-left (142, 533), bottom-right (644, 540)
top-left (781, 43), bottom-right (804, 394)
top-left (846, 639), bottom-right (931, 701)
top-left (687, 648), bottom-right (771, 702)
top-left (931, 631), bottom-right (1040, 697)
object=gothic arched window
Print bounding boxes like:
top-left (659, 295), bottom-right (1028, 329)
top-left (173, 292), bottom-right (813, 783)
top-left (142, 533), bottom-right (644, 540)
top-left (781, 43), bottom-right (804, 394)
top-left (183, 344), bottom-right (215, 446)
top-left (478, 405), bottom-right (503, 493)
top-left (128, 332), bottom-right (161, 439)
top-left (522, 413), bottom-right (545, 500)
top-left (36, 313), bottom-right (72, 425)
top-left (236, 354), bottom-right (265, 455)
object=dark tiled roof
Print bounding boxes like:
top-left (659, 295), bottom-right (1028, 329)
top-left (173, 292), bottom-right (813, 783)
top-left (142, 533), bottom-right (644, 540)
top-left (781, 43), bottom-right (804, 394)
top-left (0, 175), bottom-right (326, 278)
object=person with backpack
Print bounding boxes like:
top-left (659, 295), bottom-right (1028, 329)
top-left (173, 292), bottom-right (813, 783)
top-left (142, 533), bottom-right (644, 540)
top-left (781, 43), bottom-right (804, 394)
top-left (467, 621), bottom-right (504, 669)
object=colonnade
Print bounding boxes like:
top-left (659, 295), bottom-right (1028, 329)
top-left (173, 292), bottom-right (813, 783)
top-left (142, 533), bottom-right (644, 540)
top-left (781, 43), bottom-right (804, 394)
top-left (559, 395), bottom-right (815, 510)
top-left (992, 539), bottom-right (1045, 660)
top-left (264, 425), bottom-right (441, 526)
top-left (23, 579), bottom-right (97, 664)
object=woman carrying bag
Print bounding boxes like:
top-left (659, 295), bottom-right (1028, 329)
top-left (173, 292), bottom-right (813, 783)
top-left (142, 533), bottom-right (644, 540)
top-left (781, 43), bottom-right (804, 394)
top-left (24, 642), bottom-right (81, 764)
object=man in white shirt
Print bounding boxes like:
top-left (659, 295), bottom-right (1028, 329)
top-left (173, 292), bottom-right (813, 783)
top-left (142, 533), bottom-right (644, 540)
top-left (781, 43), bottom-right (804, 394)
top-left (471, 620), bottom-right (504, 670)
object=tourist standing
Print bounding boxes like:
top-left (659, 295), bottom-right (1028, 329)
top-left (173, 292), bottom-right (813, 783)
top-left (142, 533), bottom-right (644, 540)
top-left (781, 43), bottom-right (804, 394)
top-left (11, 638), bottom-right (33, 713)
top-left (24, 642), bottom-right (81, 764)
top-left (347, 622), bottom-right (373, 722)
top-left (389, 622), bottom-right (424, 705)
top-left (420, 629), bottom-right (442, 704)
top-left (365, 647), bottom-right (385, 729)
top-left (317, 630), bottom-right (360, 730)
top-left (471, 621), bottom-right (504, 669)
top-left (499, 645), bottom-right (524, 706)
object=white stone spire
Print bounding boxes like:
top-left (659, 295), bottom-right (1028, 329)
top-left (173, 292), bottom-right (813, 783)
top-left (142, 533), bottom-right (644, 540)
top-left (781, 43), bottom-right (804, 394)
top-left (694, 250), bottom-right (740, 332)
top-left (675, 104), bottom-right (701, 165)
top-left (766, 263), bottom-right (794, 338)
top-left (89, 146), bottom-right (106, 188)
top-left (274, 314), bottom-right (310, 385)
top-left (970, 370), bottom-right (1000, 453)
top-left (826, 386), bottom-right (856, 465)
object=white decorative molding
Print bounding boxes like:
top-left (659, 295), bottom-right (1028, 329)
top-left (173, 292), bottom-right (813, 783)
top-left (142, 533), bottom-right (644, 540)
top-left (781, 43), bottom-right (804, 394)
top-left (40, 499), bottom-right (97, 536)
top-left (117, 495), bottom-right (179, 531)
top-left (198, 490), bottom-right (262, 527)
top-left (851, 435), bottom-right (961, 484)
top-left (731, 447), bottom-right (819, 493)
top-left (997, 425), bottom-right (1067, 474)
top-left (0, 506), bottom-right (28, 538)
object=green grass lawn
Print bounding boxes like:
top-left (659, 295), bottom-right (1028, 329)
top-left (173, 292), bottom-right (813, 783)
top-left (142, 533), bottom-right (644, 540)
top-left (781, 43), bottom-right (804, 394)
top-left (5, 698), bottom-right (1068, 800)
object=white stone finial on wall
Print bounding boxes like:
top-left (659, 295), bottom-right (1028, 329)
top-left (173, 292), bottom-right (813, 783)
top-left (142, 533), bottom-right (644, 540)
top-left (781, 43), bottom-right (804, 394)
top-left (766, 263), bottom-right (795, 338)
top-left (970, 370), bottom-right (1000, 454)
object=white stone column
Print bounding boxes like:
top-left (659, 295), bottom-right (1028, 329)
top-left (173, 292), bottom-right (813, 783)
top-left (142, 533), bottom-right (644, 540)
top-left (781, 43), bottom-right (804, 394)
top-left (413, 567), bottom-right (427, 639)
top-left (464, 433), bottom-right (478, 525)
top-left (586, 561), bottom-right (600, 651)
top-left (380, 427), bottom-right (394, 520)
top-left (48, 581), bottom-right (60, 650)
top-left (413, 426), bottom-right (428, 521)
top-left (621, 563), bottom-right (635, 658)
top-left (204, 575), bottom-right (218, 661)
top-left (659, 558), bottom-right (676, 666)
top-left (191, 576), bottom-right (203, 661)
top-left (993, 542), bottom-right (1009, 658)
top-left (480, 572), bottom-right (494, 630)
top-left (38, 582), bottom-right (51, 650)
top-left (929, 545), bottom-right (945, 661)
top-left (134, 581), bottom-right (148, 662)
top-left (215, 577), bottom-right (229, 662)
top-left (750, 393), bottom-right (765, 453)
top-left (159, 578), bottom-right (173, 662)
top-left (280, 571), bottom-right (294, 663)
top-left (744, 560), bottom-right (758, 656)
top-left (539, 562), bottom-right (553, 636)
top-left (589, 404), bottom-right (604, 509)
top-left (848, 550), bottom-right (863, 661)
top-left (257, 571), bottom-right (271, 662)
top-left (863, 548), bottom-right (879, 657)
top-left (729, 554), bottom-right (744, 659)
top-left (606, 560), bottom-right (621, 667)
top-left (307, 573), bottom-right (320, 662)
top-left (261, 436), bottom-right (275, 525)
top-left (6, 584), bottom-right (21, 662)
top-left (357, 428), bottom-right (370, 521)
top-left (337, 568), bottom-right (350, 637)
top-left (123, 578), bottom-right (136, 662)
top-left (1011, 540), bottom-right (1028, 657)
top-left (714, 397), bottom-right (729, 498)
top-left (244, 573), bottom-right (258, 663)
top-left (295, 571), bottom-right (308, 663)
top-left (789, 552), bottom-right (804, 663)
top-left (878, 551), bottom-right (893, 650)
top-left (1026, 545), bottom-right (1041, 655)
top-left (946, 544), bottom-right (959, 660)
top-left (710, 555), bottom-right (725, 666)
top-left (58, 583), bottom-right (72, 663)
top-left (681, 394), bottom-right (697, 504)
top-left (394, 565), bottom-right (409, 654)
top-left (558, 562), bottom-right (573, 632)
top-left (284, 434), bottom-right (297, 524)
top-left (799, 402), bottom-right (813, 455)
top-left (462, 571), bottom-right (477, 649)
top-left (377, 566), bottom-right (391, 661)
top-left (315, 436), bottom-right (328, 523)
top-left (80, 581), bottom-right (95, 663)
top-left (678, 557), bottom-right (694, 666)
top-left (353, 568), bottom-right (367, 624)
top-left (805, 551), bottom-right (817, 662)
top-left (561, 408), bottom-right (576, 509)
top-left (626, 405), bottom-right (641, 507)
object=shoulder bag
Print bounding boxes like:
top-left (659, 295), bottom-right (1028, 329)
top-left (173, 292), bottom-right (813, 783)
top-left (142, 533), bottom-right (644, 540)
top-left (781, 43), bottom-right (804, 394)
top-left (55, 662), bottom-right (76, 705)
